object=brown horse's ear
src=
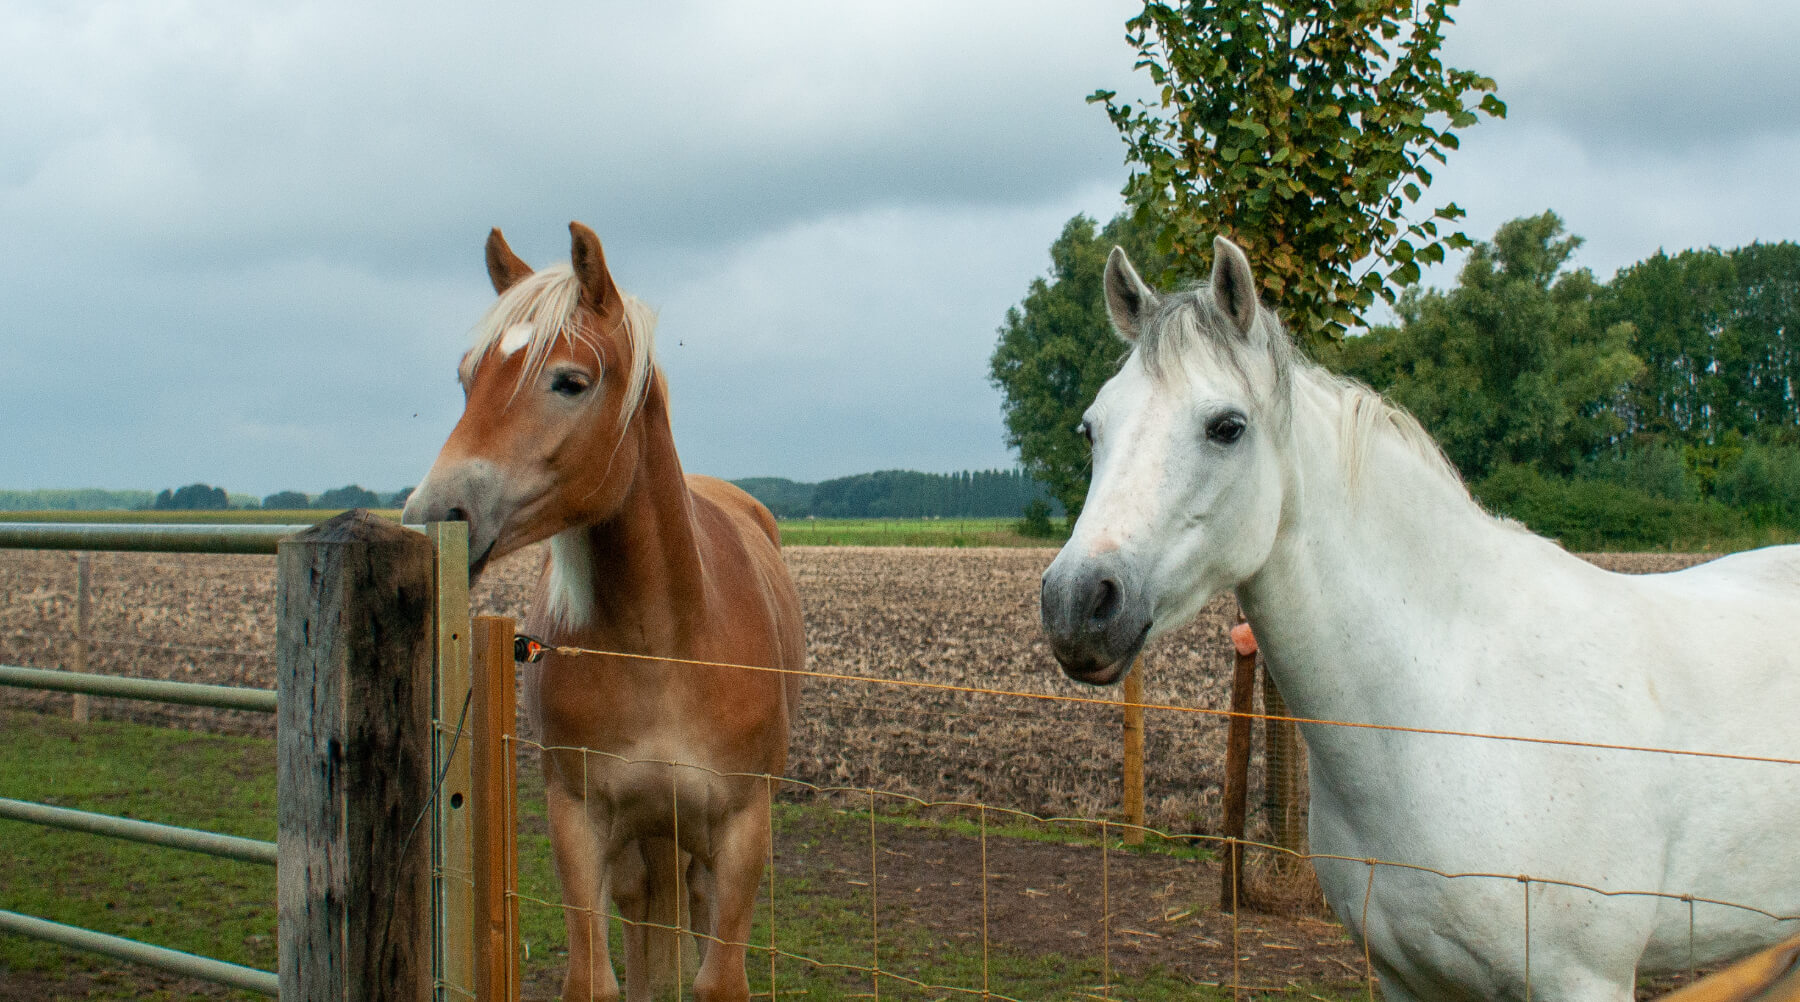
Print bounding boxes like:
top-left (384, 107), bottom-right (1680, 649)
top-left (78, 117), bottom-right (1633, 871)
top-left (485, 228), bottom-right (534, 295)
top-left (569, 222), bottom-right (623, 320)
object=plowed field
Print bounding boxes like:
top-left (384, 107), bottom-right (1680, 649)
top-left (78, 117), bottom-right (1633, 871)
top-left (0, 545), bottom-right (1712, 835)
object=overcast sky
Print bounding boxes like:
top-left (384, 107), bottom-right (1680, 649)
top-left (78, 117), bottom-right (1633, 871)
top-left (4, 1), bottom-right (1797, 496)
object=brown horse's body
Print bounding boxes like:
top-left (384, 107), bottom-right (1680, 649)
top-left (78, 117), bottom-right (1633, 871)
top-left (528, 453), bottom-right (803, 1002)
top-left (406, 223), bottom-right (802, 1002)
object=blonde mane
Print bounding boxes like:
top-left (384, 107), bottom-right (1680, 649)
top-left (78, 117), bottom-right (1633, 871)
top-left (459, 263), bottom-right (659, 429)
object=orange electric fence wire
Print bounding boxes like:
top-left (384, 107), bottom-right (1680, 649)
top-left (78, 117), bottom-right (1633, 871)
top-left (500, 734), bottom-right (1348, 1000)
top-left (486, 733), bottom-right (1797, 1002)
top-left (532, 641), bottom-right (1800, 769)
top-left (484, 642), bottom-right (1800, 1000)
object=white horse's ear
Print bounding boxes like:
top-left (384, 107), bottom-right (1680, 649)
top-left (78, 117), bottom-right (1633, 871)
top-left (1104, 246), bottom-right (1159, 343)
top-left (485, 228), bottom-right (534, 295)
top-left (1210, 236), bottom-right (1260, 337)
top-left (569, 221), bottom-right (624, 321)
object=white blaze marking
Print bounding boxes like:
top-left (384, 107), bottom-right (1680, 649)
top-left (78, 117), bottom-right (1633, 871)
top-left (499, 323), bottom-right (533, 358)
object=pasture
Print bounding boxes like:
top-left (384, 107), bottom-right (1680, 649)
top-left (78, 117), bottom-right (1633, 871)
top-left (1, 708), bottom-right (1372, 1000)
top-left (0, 511), bottom-right (1060, 548)
top-left (0, 539), bottom-right (1723, 998)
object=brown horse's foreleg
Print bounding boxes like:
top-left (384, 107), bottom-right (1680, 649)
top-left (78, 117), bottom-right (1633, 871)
top-left (619, 836), bottom-right (685, 1002)
top-left (686, 852), bottom-right (717, 967)
top-left (691, 799), bottom-right (772, 1002)
top-left (548, 769), bottom-right (617, 1002)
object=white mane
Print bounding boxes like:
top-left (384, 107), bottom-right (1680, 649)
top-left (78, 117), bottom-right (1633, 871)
top-left (1137, 287), bottom-right (1491, 516)
top-left (459, 263), bottom-right (660, 430)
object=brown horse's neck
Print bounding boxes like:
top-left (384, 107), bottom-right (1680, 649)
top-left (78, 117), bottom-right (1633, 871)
top-left (567, 380), bottom-right (708, 650)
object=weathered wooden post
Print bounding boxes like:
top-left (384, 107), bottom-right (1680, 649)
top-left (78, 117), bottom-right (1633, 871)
top-left (1261, 658), bottom-right (1308, 868)
top-left (1219, 617), bottom-right (1257, 911)
top-left (471, 615), bottom-right (519, 1002)
top-left (1122, 656), bottom-right (1146, 844)
top-left (71, 553), bottom-right (90, 723)
top-left (276, 510), bottom-right (435, 1001)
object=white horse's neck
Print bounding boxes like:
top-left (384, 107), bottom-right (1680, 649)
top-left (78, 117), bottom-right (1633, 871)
top-left (1236, 372), bottom-right (1559, 731)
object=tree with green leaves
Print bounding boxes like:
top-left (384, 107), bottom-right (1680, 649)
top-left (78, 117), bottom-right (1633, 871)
top-left (1090, 0), bottom-right (1505, 349)
top-left (313, 484), bottom-right (379, 510)
top-left (263, 490), bottom-right (309, 510)
top-left (152, 483), bottom-right (229, 511)
top-left (1334, 212), bottom-right (1643, 479)
top-left (1607, 242), bottom-right (1800, 445)
top-left (1602, 247), bottom-right (1736, 442)
top-left (989, 213), bottom-right (1168, 521)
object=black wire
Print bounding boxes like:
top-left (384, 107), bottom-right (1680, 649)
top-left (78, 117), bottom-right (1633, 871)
top-left (379, 684), bottom-right (473, 967)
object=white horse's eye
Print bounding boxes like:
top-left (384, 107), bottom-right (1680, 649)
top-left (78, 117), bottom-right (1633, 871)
top-left (1206, 413), bottom-right (1246, 444)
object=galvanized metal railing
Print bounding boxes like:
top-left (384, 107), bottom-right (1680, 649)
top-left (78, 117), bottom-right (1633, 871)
top-left (0, 521), bottom-right (313, 554)
top-left (0, 648), bottom-right (283, 993)
top-left (0, 663), bottom-right (278, 711)
top-left (0, 521), bottom-right (308, 996)
top-left (0, 516), bottom-right (473, 1001)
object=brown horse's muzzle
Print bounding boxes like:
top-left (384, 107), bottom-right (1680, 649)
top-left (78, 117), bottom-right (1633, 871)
top-left (401, 457), bottom-right (507, 578)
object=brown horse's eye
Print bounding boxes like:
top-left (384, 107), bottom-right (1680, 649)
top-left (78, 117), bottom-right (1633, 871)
top-left (550, 372), bottom-right (591, 397)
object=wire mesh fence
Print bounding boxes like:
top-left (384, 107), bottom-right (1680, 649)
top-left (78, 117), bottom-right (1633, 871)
top-left (480, 637), bottom-right (1800, 1001)
top-left (5, 542), bottom-right (1792, 1000)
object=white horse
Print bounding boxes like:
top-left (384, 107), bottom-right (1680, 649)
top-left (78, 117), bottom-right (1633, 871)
top-left (1038, 237), bottom-right (1800, 1002)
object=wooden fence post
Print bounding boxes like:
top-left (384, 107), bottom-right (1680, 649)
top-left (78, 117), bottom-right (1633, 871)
top-left (472, 615), bottom-right (519, 1002)
top-left (1122, 656), bottom-right (1146, 844)
top-left (276, 510), bottom-right (435, 1002)
top-left (71, 553), bottom-right (90, 723)
top-left (1219, 616), bottom-right (1257, 911)
top-left (1261, 660), bottom-right (1308, 868)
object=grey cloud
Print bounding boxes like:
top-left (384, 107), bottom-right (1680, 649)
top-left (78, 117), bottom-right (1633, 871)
top-left (5, 0), bottom-right (1795, 495)
top-left (1448, 1), bottom-right (1800, 158)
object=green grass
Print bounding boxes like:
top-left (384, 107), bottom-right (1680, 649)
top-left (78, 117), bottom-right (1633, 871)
top-left (0, 511), bottom-right (1066, 547)
top-left (817, 800), bottom-right (1220, 863)
top-left (2, 709), bottom-right (1350, 1001)
top-left (775, 518), bottom-right (1065, 548)
top-left (0, 710), bottom-right (277, 999)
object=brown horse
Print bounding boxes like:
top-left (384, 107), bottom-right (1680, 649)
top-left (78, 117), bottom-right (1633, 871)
top-left (404, 223), bottom-right (804, 1002)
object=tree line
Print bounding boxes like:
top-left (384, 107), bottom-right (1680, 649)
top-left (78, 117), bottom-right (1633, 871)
top-left (142, 484), bottom-right (415, 511)
top-left (1332, 212), bottom-right (1800, 546)
top-left (0, 484), bottom-right (415, 512)
top-left (732, 470), bottom-right (1062, 520)
top-left (992, 208), bottom-right (1800, 549)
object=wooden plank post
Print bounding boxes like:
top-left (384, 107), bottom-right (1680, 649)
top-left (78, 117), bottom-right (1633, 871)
top-left (471, 616), bottom-right (520, 1002)
top-left (429, 521), bottom-right (475, 1001)
top-left (71, 553), bottom-right (90, 723)
top-left (1122, 656), bottom-right (1146, 845)
top-left (276, 510), bottom-right (435, 1001)
top-left (1219, 616), bottom-right (1257, 911)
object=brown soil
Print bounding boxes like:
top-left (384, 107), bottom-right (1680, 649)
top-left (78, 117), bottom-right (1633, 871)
top-left (0, 545), bottom-right (1726, 999)
top-left (0, 546), bottom-right (1719, 834)
top-left (768, 806), bottom-right (1367, 993)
